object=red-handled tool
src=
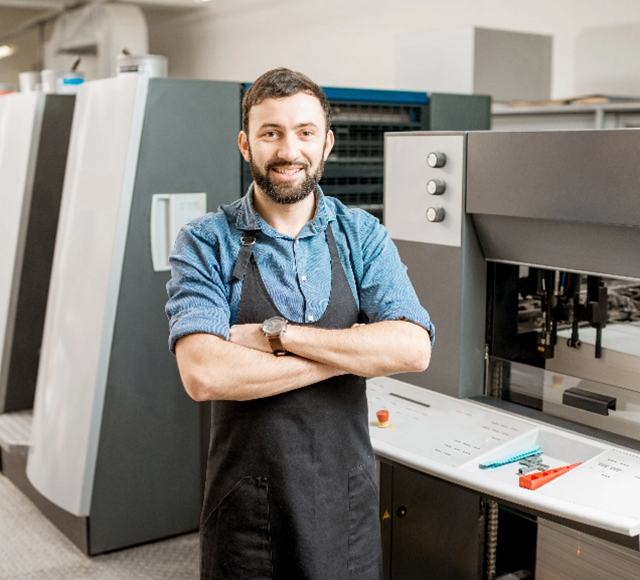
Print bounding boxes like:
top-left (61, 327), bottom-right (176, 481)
top-left (519, 462), bottom-right (582, 490)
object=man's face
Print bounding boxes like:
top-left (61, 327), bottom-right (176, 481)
top-left (238, 92), bottom-right (334, 205)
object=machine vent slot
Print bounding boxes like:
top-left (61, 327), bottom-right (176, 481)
top-left (320, 101), bottom-right (424, 221)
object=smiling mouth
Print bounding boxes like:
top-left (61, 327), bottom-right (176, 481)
top-left (272, 167), bottom-right (305, 176)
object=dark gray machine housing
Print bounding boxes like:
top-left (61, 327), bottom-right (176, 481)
top-left (88, 79), bottom-right (242, 554)
top-left (0, 95), bottom-right (75, 413)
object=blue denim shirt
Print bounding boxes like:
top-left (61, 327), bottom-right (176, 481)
top-left (166, 186), bottom-right (434, 352)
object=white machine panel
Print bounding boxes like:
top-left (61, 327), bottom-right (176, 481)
top-left (384, 133), bottom-right (464, 246)
top-left (27, 76), bottom-right (148, 516)
top-left (0, 93), bottom-right (43, 375)
top-left (369, 377), bottom-right (640, 537)
top-left (150, 192), bottom-right (207, 272)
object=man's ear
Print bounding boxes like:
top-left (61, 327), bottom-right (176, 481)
top-left (323, 130), bottom-right (335, 160)
top-left (238, 131), bottom-right (251, 162)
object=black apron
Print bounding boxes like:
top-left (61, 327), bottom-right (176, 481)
top-left (201, 223), bottom-right (382, 580)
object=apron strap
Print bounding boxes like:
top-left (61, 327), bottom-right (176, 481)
top-left (324, 222), bottom-right (340, 262)
top-left (325, 222), bottom-right (365, 322)
top-left (232, 231), bottom-right (258, 281)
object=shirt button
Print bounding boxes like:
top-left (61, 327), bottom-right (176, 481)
top-left (296, 239), bottom-right (300, 244)
top-left (308, 315), bottom-right (314, 321)
top-left (301, 275), bottom-right (307, 281)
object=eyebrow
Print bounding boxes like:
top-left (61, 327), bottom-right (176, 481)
top-left (258, 122), bottom-right (320, 131)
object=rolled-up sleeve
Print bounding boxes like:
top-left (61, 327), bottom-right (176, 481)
top-left (165, 223), bottom-right (231, 353)
top-left (357, 212), bottom-right (435, 345)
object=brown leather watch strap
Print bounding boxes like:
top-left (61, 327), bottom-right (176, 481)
top-left (267, 335), bottom-right (286, 356)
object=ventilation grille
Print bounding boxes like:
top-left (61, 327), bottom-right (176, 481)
top-left (321, 101), bottom-right (424, 219)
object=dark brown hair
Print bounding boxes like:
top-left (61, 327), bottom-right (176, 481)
top-left (242, 68), bottom-right (331, 135)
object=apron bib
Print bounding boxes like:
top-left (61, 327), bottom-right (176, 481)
top-left (201, 224), bottom-right (382, 580)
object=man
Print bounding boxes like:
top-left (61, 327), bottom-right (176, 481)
top-left (166, 68), bottom-right (434, 580)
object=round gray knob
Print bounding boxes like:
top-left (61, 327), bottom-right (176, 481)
top-left (427, 151), bottom-right (447, 168)
top-left (426, 207), bottom-right (445, 222)
top-left (427, 178), bottom-right (446, 195)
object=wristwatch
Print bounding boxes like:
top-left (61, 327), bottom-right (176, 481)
top-left (261, 316), bottom-right (288, 356)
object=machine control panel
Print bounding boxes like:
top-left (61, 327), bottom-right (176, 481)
top-left (385, 133), bottom-right (464, 247)
top-left (368, 377), bottom-right (640, 537)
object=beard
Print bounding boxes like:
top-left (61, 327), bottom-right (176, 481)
top-left (249, 146), bottom-right (326, 205)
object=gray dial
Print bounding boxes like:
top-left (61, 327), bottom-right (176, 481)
top-left (426, 207), bottom-right (445, 222)
top-left (262, 316), bottom-right (287, 336)
top-left (427, 151), bottom-right (447, 168)
top-left (427, 178), bottom-right (446, 195)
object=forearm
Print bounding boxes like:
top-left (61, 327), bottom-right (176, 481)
top-left (281, 320), bottom-right (431, 377)
top-left (176, 333), bottom-right (343, 402)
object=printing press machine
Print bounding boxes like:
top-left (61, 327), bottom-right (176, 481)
top-left (374, 129), bottom-right (640, 579)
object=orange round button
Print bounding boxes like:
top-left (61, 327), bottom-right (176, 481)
top-left (376, 410), bottom-right (390, 428)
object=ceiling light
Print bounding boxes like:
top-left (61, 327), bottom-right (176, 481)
top-left (0, 45), bottom-right (16, 60)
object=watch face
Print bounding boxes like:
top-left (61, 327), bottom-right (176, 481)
top-left (263, 317), bottom-right (287, 335)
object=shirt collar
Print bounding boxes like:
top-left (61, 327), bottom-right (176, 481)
top-left (234, 183), bottom-right (335, 238)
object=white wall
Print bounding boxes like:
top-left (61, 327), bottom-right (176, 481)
top-left (145, 0), bottom-right (640, 98)
top-left (0, 7), bottom-right (47, 88)
top-left (575, 23), bottom-right (640, 96)
top-left (3, 0), bottom-right (640, 96)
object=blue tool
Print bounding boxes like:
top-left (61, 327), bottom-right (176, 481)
top-left (479, 446), bottom-right (543, 469)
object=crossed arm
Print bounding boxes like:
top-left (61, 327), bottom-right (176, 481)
top-left (175, 320), bottom-right (431, 402)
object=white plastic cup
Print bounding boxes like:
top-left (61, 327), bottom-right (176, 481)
top-left (19, 71), bottom-right (41, 93)
top-left (41, 69), bottom-right (59, 94)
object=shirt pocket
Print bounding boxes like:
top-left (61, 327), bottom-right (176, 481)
top-left (348, 464), bottom-right (382, 577)
top-left (201, 476), bottom-right (273, 580)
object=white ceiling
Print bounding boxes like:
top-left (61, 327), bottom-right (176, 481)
top-left (0, 0), bottom-right (208, 11)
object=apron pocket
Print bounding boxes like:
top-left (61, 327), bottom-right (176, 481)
top-left (348, 464), bottom-right (382, 577)
top-left (201, 476), bottom-right (273, 580)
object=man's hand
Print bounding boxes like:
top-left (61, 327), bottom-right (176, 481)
top-left (281, 320), bottom-right (431, 378)
top-left (229, 323), bottom-right (272, 353)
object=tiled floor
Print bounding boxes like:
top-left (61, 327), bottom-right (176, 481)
top-left (0, 473), bottom-right (199, 580)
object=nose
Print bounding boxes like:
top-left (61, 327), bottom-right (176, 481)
top-left (277, 132), bottom-right (301, 162)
